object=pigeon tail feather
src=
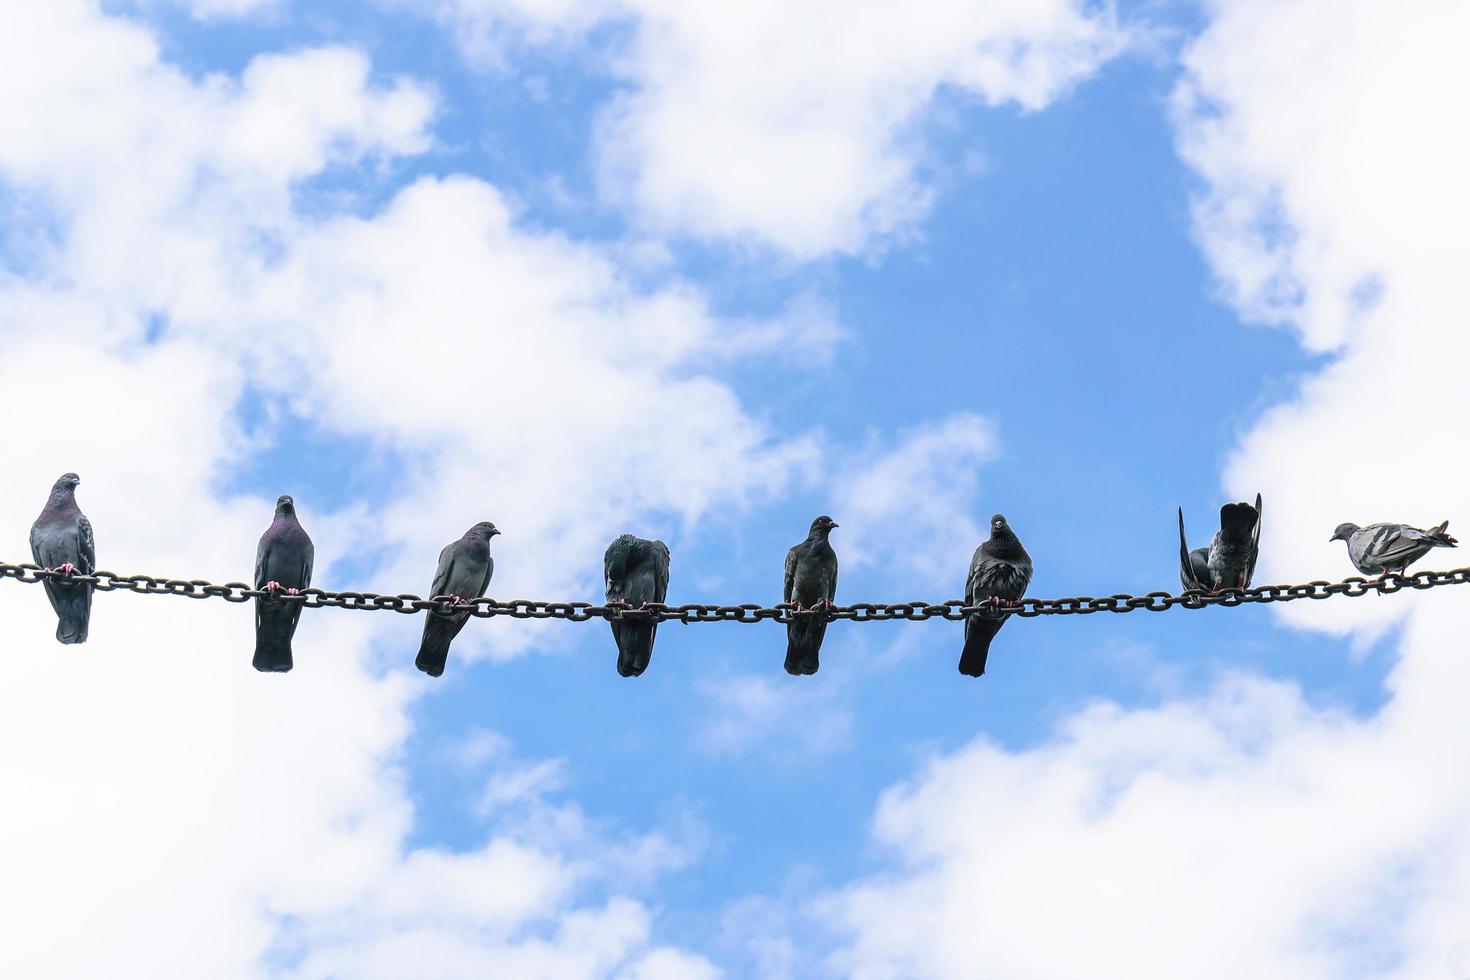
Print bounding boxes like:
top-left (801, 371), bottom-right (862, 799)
top-left (615, 621), bottom-right (658, 677)
top-left (959, 616), bottom-right (1003, 677)
top-left (253, 603), bottom-right (299, 672)
top-left (252, 636), bottom-right (293, 672)
top-left (1219, 501), bottom-right (1258, 546)
top-left (415, 615), bottom-right (464, 678)
top-left (784, 618), bottom-right (826, 676)
top-left (46, 584), bottom-right (91, 644)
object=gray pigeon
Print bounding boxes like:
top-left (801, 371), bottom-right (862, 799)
top-left (1331, 520), bottom-right (1456, 577)
top-left (253, 494), bottom-right (314, 673)
top-left (783, 515), bottom-right (839, 676)
top-left (29, 472), bottom-right (95, 645)
top-left (416, 521), bottom-right (499, 678)
top-left (604, 533), bottom-right (670, 677)
top-left (1178, 493), bottom-right (1262, 592)
top-left (959, 514), bottom-right (1033, 678)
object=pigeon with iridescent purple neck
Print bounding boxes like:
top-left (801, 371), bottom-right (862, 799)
top-left (253, 494), bottom-right (314, 673)
top-left (29, 472), bottom-right (95, 645)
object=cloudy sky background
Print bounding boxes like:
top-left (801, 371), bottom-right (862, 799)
top-left (2, 0), bottom-right (1468, 976)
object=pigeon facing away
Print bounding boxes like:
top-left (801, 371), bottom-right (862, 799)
top-left (959, 514), bottom-right (1033, 678)
top-left (604, 533), bottom-right (670, 677)
top-left (29, 472), bottom-right (95, 644)
top-left (1331, 520), bottom-right (1457, 577)
top-left (783, 515), bottom-right (839, 676)
top-left (1178, 493), bottom-right (1263, 593)
top-left (253, 494), bottom-right (314, 673)
top-left (416, 521), bottom-right (499, 678)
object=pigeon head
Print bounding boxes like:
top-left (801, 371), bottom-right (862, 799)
top-left (990, 513), bottom-right (1013, 537)
top-left (1330, 522), bottom-right (1359, 542)
top-left (275, 494), bottom-right (296, 516)
top-left (810, 515), bottom-right (838, 536)
top-left (470, 521), bottom-right (501, 539)
top-left (52, 472), bottom-right (80, 493)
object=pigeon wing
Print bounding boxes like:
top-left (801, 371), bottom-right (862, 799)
top-left (429, 541), bottom-right (457, 599)
top-left (1246, 493), bottom-right (1262, 587)
top-left (75, 515), bottom-right (95, 574)
top-left (651, 539), bottom-right (670, 603)
top-left (783, 545), bottom-right (799, 604)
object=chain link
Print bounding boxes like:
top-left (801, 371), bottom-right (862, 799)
top-left (3, 561), bottom-right (1466, 624)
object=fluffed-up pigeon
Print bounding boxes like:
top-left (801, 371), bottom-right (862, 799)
top-left (959, 514), bottom-right (1032, 678)
top-left (1331, 519), bottom-right (1457, 577)
top-left (253, 494), bottom-right (314, 673)
top-left (783, 515), bottom-right (839, 676)
top-left (1178, 493), bottom-right (1262, 593)
top-left (29, 472), bottom-right (95, 645)
top-left (604, 533), bottom-right (670, 677)
top-left (416, 521), bottom-right (499, 678)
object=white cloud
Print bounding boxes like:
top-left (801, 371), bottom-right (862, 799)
top-left (821, 0), bottom-right (1470, 975)
top-left (695, 674), bottom-right (853, 760)
top-left (823, 614), bottom-right (1470, 978)
top-left (836, 413), bottom-right (999, 592)
top-left (121, 0), bottom-right (284, 19)
top-left (0, 1), bottom-right (811, 974)
top-left (407, 0), bottom-right (1128, 257)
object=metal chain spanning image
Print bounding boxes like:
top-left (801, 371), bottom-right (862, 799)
top-left (2, 561), bottom-right (1467, 624)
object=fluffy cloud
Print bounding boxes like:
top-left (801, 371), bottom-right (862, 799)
top-left (822, 0), bottom-right (1470, 975)
top-left (411, 0), bottom-right (1128, 257)
top-left (694, 673), bottom-right (853, 760)
top-left (836, 413), bottom-right (998, 592)
top-left (0, 1), bottom-right (810, 974)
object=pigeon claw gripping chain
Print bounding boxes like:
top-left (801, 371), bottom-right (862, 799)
top-left (10, 472), bottom-right (1465, 676)
top-left (4, 562), bottom-right (1470, 621)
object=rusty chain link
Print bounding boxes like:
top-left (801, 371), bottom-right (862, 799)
top-left (2, 561), bottom-right (1466, 624)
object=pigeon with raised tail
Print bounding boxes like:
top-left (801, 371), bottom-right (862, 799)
top-left (29, 472), bottom-right (95, 645)
top-left (416, 521), bottom-right (498, 678)
top-left (959, 514), bottom-right (1032, 678)
top-left (253, 494), bottom-right (314, 672)
top-left (783, 515), bottom-right (839, 676)
top-left (1178, 493), bottom-right (1262, 593)
top-left (1331, 520), bottom-right (1456, 578)
top-left (604, 534), bottom-right (670, 677)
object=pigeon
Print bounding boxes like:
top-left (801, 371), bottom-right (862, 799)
top-left (1330, 520), bottom-right (1457, 578)
top-left (253, 494), bottom-right (314, 673)
top-left (783, 515), bottom-right (839, 676)
top-left (604, 533), bottom-right (670, 677)
top-left (959, 514), bottom-right (1033, 678)
top-left (29, 472), bottom-right (95, 645)
top-left (1178, 493), bottom-right (1262, 593)
top-left (416, 521), bottom-right (499, 678)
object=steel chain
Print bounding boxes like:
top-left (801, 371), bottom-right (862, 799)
top-left (2, 561), bottom-right (1466, 624)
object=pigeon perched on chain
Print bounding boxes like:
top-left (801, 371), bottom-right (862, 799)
top-left (604, 533), bottom-right (670, 677)
top-left (1178, 493), bottom-right (1262, 593)
top-left (1330, 519), bottom-right (1457, 578)
top-left (29, 472), bottom-right (95, 645)
top-left (416, 521), bottom-right (499, 678)
top-left (783, 515), bottom-right (839, 676)
top-left (959, 514), bottom-right (1032, 678)
top-left (253, 494), bottom-right (314, 673)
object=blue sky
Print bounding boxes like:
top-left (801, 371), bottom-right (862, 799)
top-left (3, 1), bottom-right (1469, 977)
